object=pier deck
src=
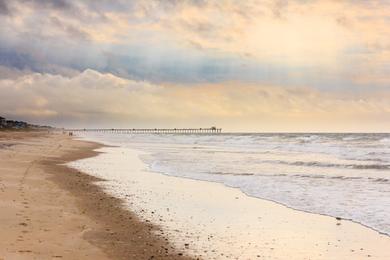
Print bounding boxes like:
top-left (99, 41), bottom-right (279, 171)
top-left (67, 127), bottom-right (222, 134)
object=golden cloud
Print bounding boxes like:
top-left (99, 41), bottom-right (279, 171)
top-left (1, 69), bottom-right (389, 131)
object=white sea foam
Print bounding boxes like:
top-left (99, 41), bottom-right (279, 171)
top-left (73, 132), bottom-right (390, 235)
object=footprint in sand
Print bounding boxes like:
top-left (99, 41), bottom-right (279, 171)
top-left (18, 250), bottom-right (32, 253)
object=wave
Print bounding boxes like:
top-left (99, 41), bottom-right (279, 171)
top-left (368, 177), bottom-right (390, 182)
top-left (291, 174), bottom-right (368, 181)
top-left (208, 171), bottom-right (390, 183)
top-left (259, 159), bottom-right (390, 170)
top-left (380, 137), bottom-right (390, 143)
top-left (209, 171), bottom-right (254, 176)
top-left (77, 132), bottom-right (390, 236)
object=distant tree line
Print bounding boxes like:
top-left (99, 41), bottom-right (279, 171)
top-left (0, 116), bottom-right (52, 130)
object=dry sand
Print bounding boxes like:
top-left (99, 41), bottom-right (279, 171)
top-left (0, 131), bottom-right (191, 260)
top-left (2, 131), bottom-right (390, 260)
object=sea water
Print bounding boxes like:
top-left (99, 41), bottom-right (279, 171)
top-left (74, 132), bottom-right (390, 236)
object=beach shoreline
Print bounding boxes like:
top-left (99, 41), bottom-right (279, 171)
top-left (0, 131), bottom-right (191, 259)
top-left (69, 134), bottom-right (390, 260)
top-left (2, 131), bottom-right (390, 259)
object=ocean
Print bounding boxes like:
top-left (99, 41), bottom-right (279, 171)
top-left (73, 132), bottom-right (390, 236)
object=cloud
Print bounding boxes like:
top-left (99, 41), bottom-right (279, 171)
top-left (0, 0), bottom-right (389, 85)
top-left (22, 0), bottom-right (74, 11)
top-left (1, 69), bottom-right (389, 131)
top-left (0, 0), bottom-right (389, 131)
top-left (0, 0), bottom-right (10, 15)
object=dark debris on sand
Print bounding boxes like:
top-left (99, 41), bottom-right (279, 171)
top-left (41, 141), bottom-right (196, 260)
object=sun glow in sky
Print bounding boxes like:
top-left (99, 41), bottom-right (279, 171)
top-left (0, 0), bottom-right (389, 131)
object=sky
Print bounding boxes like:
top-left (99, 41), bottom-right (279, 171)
top-left (0, 0), bottom-right (389, 132)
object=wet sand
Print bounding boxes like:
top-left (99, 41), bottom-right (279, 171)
top-left (70, 145), bottom-right (390, 260)
top-left (0, 131), bottom-right (191, 259)
top-left (2, 131), bottom-right (390, 260)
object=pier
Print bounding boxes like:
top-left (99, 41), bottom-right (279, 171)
top-left (67, 127), bottom-right (222, 134)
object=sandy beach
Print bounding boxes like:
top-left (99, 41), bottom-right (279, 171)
top-left (0, 131), bottom-right (190, 259)
top-left (1, 131), bottom-right (390, 260)
top-left (2, 0), bottom-right (389, 258)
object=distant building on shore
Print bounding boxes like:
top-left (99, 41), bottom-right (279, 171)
top-left (6, 120), bottom-right (28, 129)
top-left (0, 116), bottom-right (6, 128)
